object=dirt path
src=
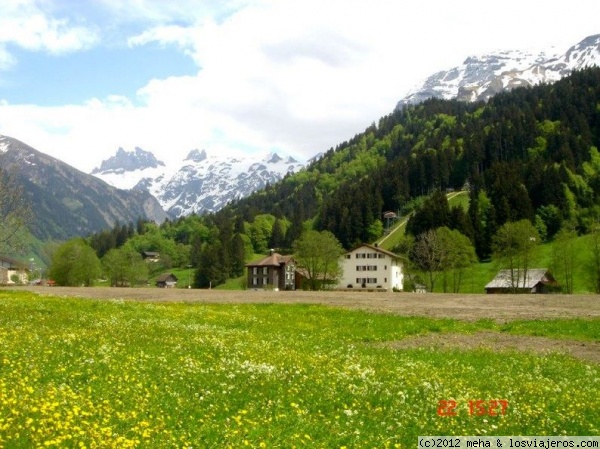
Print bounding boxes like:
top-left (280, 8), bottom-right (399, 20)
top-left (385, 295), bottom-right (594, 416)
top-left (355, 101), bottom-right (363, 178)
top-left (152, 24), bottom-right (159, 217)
top-left (19, 286), bottom-right (600, 323)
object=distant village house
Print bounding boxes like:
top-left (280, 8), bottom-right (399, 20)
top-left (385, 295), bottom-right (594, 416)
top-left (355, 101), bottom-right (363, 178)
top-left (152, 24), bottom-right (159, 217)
top-left (338, 243), bottom-right (404, 291)
top-left (156, 273), bottom-right (178, 288)
top-left (142, 251), bottom-right (160, 262)
top-left (246, 251), bottom-right (296, 290)
top-left (0, 256), bottom-right (28, 285)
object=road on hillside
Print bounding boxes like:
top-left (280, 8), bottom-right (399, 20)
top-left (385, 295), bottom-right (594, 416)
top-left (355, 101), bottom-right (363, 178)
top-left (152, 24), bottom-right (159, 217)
top-left (18, 286), bottom-right (600, 323)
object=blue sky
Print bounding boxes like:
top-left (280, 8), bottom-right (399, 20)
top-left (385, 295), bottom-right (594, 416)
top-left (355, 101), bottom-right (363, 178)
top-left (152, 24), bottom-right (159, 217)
top-left (0, 0), bottom-right (599, 172)
top-left (0, 44), bottom-right (197, 105)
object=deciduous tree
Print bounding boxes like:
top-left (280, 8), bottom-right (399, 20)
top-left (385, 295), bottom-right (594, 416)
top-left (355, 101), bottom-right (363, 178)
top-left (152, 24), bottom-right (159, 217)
top-left (409, 229), bottom-right (444, 292)
top-left (551, 225), bottom-right (577, 293)
top-left (49, 239), bottom-right (102, 286)
top-left (492, 220), bottom-right (540, 291)
top-left (0, 168), bottom-right (32, 254)
top-left (294, 230), bottom-right (344, 290)
top-left (436, 227), bottom-right (477, 293)
top-left (102, 246), bottom-right (148, 287)
top-left (586, 223), bottom-right (600, 293)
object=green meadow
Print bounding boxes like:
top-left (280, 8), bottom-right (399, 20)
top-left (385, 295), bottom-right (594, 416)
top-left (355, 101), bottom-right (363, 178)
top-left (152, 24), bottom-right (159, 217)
top-left (0, 290), bottom-right (598, 448)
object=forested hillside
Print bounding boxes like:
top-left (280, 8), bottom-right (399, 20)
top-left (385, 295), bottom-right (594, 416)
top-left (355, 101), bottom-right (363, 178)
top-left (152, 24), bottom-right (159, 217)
top-left (224, 68), bottom-right (600, 254)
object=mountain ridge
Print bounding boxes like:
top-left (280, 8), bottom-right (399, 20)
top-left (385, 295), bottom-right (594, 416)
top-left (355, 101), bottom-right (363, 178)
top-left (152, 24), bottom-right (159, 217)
top-left (91, 147), bottom-right (306, 217)
top-left (0, 134), bottom-right (168, 241)
top-left (396, 34), bottom-right (600, 108)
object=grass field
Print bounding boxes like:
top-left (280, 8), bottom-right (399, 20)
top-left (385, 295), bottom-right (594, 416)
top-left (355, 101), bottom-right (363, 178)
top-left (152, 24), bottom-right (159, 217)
top-left (0, 289), bottom-right (598, 447)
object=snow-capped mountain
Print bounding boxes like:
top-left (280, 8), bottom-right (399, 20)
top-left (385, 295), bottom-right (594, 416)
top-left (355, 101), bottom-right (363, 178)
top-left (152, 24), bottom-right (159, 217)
top-left (92, 147), bottom-right (305, 217)
top-left (396, 34), bottom-right (600, 108)
top-left (91, 146), bottom-right (167, 190)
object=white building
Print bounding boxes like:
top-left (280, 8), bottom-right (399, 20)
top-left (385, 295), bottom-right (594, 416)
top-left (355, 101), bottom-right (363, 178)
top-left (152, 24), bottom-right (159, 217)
top-left (338, 243), bottom-right (404, 291)
top-left (0, 256), bottom-right (28, 285)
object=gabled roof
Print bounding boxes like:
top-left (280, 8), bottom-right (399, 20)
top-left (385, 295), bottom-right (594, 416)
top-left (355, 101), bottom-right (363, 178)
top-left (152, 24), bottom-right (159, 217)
top-left (246, 253), bottom-right (295, 267)
top-left (142, 251), bottom-right (160, 257)
top-left (346, 243), bottom-right (402, 260)
top-left (485, 269), bottom-right (556, 289)
top-left (0, 255), bottom-right (27, 269)
top-left (156, 273), bottom-right (177, 282)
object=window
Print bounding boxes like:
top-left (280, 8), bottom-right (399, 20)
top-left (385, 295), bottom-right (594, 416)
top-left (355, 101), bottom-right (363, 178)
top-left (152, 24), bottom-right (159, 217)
top-left (345, 254), bottom-right (351, 259)
top-left (263, 277), bottom-right (268, 285)
top-left (252, 278), bottom-right (258, 285)
top-left (252, 267), bottom-right (257, 275)
top-left (378, 254), bottom-right (385, 259)
top-left (367, 265), bottom-right (377, 271)
top-left (262, 267), bottom-right (268, 275)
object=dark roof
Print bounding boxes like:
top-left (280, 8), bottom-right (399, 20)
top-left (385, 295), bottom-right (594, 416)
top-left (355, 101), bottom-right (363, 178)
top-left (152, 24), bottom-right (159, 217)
top-left (156, 273), bottom-right (177, 282)
top-left (0, 255), bottom-right (27, 269)
top-left (246, 253), bottom-right (294, 268)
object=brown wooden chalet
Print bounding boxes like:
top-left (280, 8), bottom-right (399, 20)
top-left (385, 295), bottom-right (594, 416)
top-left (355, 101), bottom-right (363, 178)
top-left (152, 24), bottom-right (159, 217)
top-left (246, 250), bottom-right (296, 290)
top-left (156, 273), bottom-right (178, 288)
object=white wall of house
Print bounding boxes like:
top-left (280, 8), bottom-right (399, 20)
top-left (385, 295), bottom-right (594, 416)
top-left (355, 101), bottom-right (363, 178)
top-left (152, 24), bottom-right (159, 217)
top-left (338, 245), bottom-right (403, 291)
top-left (0, 268), bottom-right (28, 284)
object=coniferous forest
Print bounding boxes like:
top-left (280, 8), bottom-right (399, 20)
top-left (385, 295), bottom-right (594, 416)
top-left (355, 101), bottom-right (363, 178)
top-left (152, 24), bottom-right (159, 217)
top-left (229, 68), bottom-right (600, 250)
top-left (78, 68), bottom-right (600, 289)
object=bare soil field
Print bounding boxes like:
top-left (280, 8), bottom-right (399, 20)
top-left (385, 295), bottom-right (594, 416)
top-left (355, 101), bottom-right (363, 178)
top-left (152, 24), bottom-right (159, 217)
top-left (19, 286), bottom-right (600, 323)
top-left (380, 331), bottom-right (600, 364)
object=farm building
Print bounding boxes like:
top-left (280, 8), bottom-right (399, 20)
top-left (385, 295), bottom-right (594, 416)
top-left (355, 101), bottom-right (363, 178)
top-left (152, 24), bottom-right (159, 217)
top-left (484, 269), bottom-right (558, 294)
top-left (156, 273), bottom-right (178, 288)
top-left (142, 251), bottom-right (160, 262)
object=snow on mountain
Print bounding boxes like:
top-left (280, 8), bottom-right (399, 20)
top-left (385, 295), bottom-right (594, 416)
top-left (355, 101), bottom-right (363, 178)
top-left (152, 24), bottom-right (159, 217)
top-left (0, 137), bottom-right (10, 153)
top-left (91, 147), bottom-right (305, 217)
top-left (91, 147), bottom-right (168, 190)
top-left (396, 34), bottom-right (600, 109)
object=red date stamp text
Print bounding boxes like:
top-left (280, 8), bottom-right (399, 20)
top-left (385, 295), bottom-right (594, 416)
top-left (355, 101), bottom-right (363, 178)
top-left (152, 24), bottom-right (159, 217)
top-left (437, 399), bottom-right (508, 417)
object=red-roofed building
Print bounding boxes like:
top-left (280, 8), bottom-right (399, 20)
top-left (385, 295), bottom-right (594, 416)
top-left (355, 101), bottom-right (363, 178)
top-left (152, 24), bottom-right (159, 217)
top-left (246, 250), bottom-right (296, 290)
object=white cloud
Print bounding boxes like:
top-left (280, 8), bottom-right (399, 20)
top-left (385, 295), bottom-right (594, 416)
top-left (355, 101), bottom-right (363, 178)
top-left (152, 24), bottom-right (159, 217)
top-left (1, 0), bottom-right (600, 173)
top-left (0, 2), bottom-right (99, 55)
top-left (0, 45), bottom-right (16, 71)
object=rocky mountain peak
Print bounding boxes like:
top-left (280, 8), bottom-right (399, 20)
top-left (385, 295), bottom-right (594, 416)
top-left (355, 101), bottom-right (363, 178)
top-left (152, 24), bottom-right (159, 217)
top-left (265, 152), bottom-right (283, 164)
top-left (91, 146), bottom-right (165, 174)
top-left (91, 146), bottom-right (306, 217)
top-left (184, 149), bottom-right (208, 163)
